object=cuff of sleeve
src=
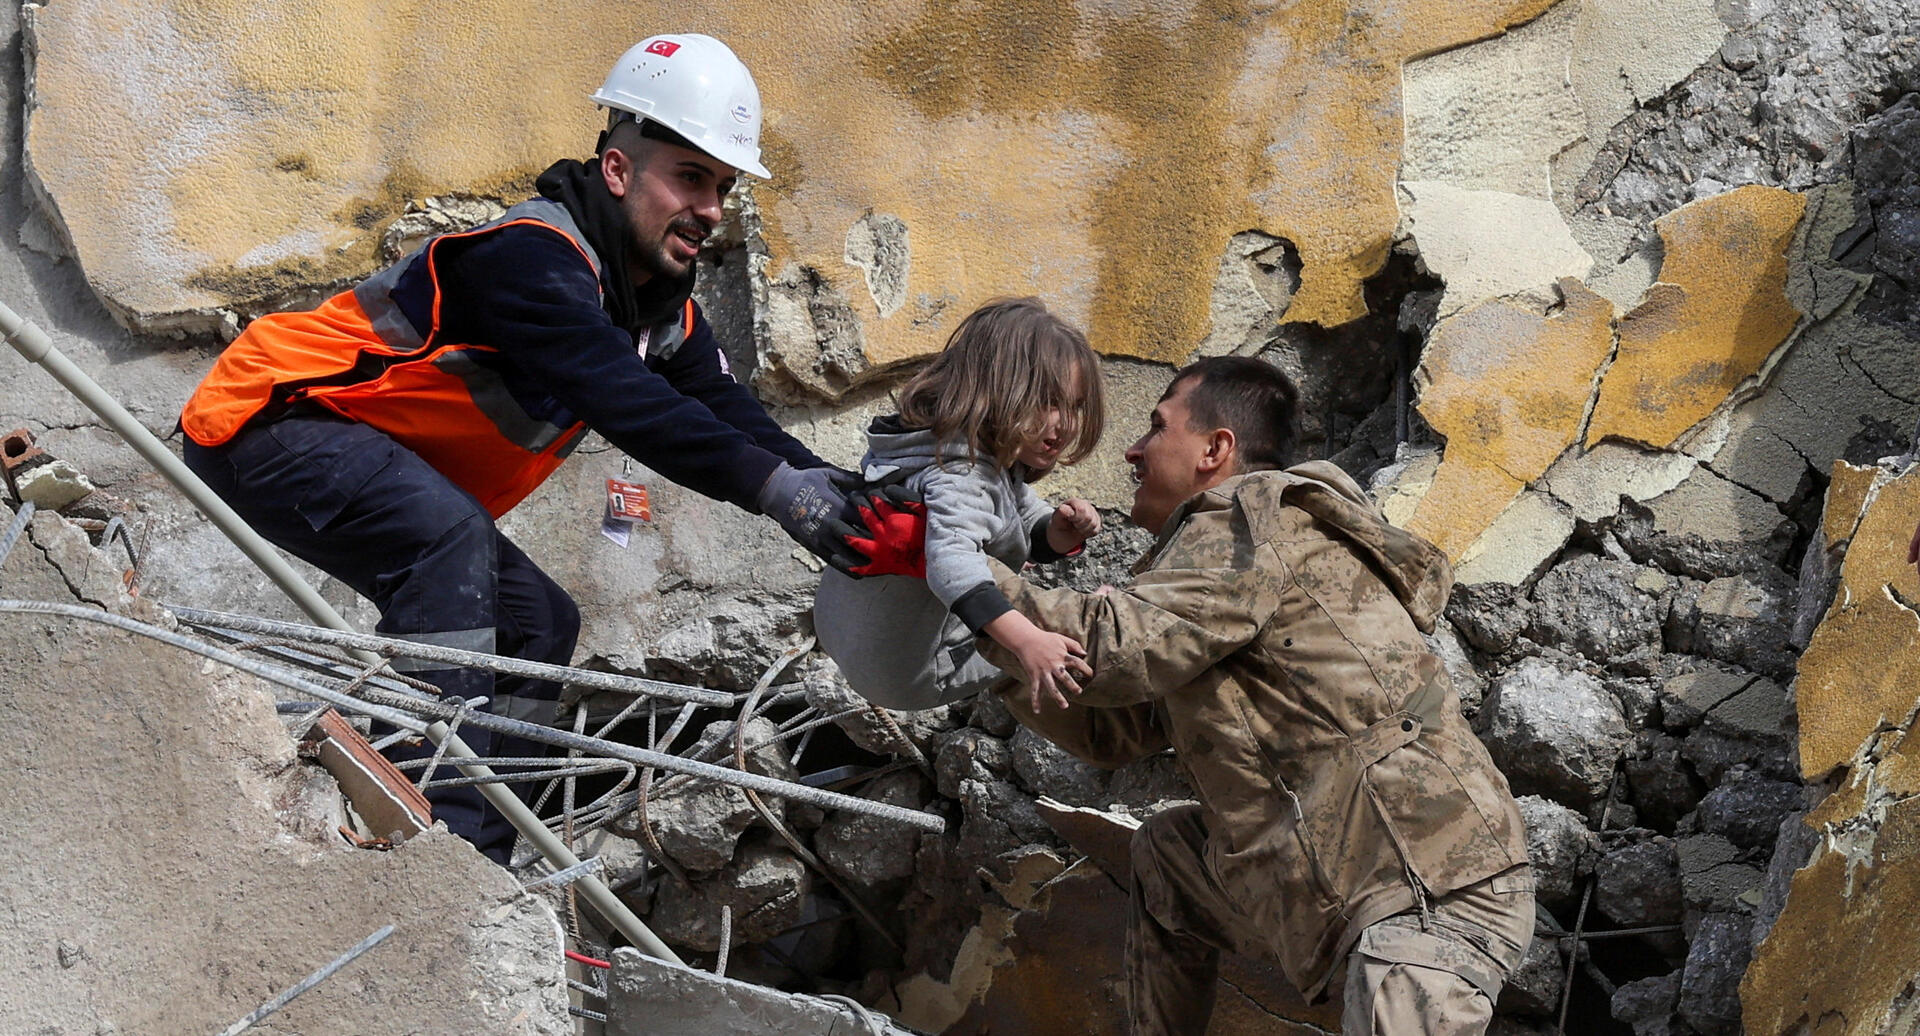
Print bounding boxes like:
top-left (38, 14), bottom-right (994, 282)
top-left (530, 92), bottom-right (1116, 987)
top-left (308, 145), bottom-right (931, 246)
top-left (1027, 517), bottom-right (1083, 564)
top-left (951, 583), bottom-right (1014, 634)
top-left (734, 446), bottom-right (785, 513)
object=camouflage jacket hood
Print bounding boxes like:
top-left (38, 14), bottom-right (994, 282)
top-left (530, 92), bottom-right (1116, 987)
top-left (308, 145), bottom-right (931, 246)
top-left (991, 463), bottom-right (1528, 999)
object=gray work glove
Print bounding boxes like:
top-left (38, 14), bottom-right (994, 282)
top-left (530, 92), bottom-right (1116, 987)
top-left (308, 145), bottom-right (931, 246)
top-left (758, 462), bottom-right (867, 574)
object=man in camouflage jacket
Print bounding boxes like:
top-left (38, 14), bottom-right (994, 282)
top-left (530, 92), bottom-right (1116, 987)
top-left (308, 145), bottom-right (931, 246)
top-left (985, 357), bottom-right (1534, 1035)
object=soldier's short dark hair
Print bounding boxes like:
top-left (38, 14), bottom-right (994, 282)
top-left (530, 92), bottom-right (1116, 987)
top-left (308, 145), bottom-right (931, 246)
top-left (1167, 356), bottom-right (1300, 472)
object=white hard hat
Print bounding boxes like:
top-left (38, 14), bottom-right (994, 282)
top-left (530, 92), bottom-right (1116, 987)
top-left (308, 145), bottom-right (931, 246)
top-left (591, 33), bottom-right (772, 179)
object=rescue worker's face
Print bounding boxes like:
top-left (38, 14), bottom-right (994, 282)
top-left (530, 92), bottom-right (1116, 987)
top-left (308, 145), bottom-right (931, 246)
top-left (604, 139), bottom-right (737, 284)
top-left (1124, 377), bottom-right (1226, 535)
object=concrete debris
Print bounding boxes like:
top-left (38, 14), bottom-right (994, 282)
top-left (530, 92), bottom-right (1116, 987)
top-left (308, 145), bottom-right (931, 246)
top-left (1596, 837), bottom-right (1684, 928)
top-left (1399, 1), bottom-right (1584, 198)
top-left (1675, 569), bottom-right (1800, 679)
top-left (815, 770), bottom-right (931, 890)
top-left (1446, 580), bottom-right (1531, 656)
top-left (1397, 184), bottom-right (1595, 318)
top-left (1495, 935), bottom-right (1565, 1018)
top-left (0, 546), bottom-right (570, 1033)
top-left (1677, 912), bottom-right (1753, 1036)
top-left (1476, 657), bottom-right (1631, 808)
top-left (1516, 795), bottom-right (1599, 912)
top-left (607, 947), bottom-right (917, 1035)
top-left (1695, 771), bottom-right (1801, 853)
top-left (1407, 279), bottom-right (1613, 560)
top-left (646, 834), bottom-right (810, 953)
top-left (1008, 726), bottom-right (1109, 808)
top-left (933, 726), bottom-right (1015, 799)
top-left (15, 456), bottom-right (94, 510)
top-left (1610, 970), bottom-right (1683, 1036)
top-left (1526, 554), bottom-right (1666, 670)
top-left (1623, 731), bottom-right (1706, 832)
top-left (1614, 467), bottom-right (1797, 579)
top-left (1426, 618), bottom-right (1489, 714)
top-left (1676, 834), bottom-right (1763, 919)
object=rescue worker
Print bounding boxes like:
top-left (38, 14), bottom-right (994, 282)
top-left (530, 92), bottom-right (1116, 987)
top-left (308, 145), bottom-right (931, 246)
top-left (179, 34), bottom-right (882, 863)
top-left (984, 356), bottom-right (1534, 1034)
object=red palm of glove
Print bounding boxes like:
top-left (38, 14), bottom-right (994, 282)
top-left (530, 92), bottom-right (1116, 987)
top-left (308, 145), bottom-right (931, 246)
top-left (847, 492), bottom-right (928, 578)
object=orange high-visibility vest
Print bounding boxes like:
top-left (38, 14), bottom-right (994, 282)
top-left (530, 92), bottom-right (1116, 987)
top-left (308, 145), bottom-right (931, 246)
top-left (181, 199), bottom-right (694, 518)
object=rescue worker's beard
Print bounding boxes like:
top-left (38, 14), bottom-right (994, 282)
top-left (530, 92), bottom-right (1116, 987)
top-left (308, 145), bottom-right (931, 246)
top-left (629, 216), bottom-right (712, 283)
top-left (536, 158), bottom-right (696, 336)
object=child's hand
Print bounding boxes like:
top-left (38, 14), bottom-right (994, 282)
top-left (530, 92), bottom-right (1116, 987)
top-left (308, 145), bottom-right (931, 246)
top-left (985, 612), bottom-right (1092, 711)
top-left (1015, 628), bottom-right (1091, 712)
top-left (1047, 499), bottom-right (1102, 555)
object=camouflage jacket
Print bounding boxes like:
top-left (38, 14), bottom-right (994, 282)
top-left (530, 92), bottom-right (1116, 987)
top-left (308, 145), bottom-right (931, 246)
top-left (988, 462), bottom-right (1528, 999)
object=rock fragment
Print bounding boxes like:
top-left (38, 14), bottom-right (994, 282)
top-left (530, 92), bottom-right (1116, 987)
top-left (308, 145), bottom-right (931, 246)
top-left (1517, 795), bottom-right (1599, 912)
top-left (1476, 658), bottom-right (1631, 807)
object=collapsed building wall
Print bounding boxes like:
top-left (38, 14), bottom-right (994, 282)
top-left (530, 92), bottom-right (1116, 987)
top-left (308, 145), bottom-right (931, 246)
top-left (0, 502), bottom-right (573, 1034)
top-left (4, 0), bottom-right (1920, 1033)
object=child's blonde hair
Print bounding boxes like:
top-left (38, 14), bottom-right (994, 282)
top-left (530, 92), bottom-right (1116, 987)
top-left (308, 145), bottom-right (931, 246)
top-left (897, 297), bottom-right (1104, 472)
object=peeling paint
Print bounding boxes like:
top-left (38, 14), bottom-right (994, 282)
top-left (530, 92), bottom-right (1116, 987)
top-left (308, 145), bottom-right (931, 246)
top-left (26, 0), bottom-right (1556, 367)
top-left (1586, 185), bottom-right (1807, 450)
top-left (1398, 181), bottom-right (1595, 318)
top-left (1795, 462), bottom-right (1920, 781)
top-left (1408, 278), bottom-right (1613, 558)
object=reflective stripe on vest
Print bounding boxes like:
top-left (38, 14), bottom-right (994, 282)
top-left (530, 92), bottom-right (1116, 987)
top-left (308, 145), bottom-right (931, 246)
top-left (182, 199), bottom-right (695, 517)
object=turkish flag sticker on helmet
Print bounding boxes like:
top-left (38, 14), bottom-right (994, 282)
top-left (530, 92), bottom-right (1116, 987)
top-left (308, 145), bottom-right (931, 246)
top-left (645, 39), bottom-right (680, 57)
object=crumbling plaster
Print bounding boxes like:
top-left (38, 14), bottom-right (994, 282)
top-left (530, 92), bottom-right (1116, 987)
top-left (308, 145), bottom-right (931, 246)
top-left (0, 505), bottom-right (572, 1034)
top-left (1742, 460), bottom-right (1920, 1035)
top-left (24, 0), bottom-right (1557, 372)
top-left (1397, 185), bottom-right (1807, 580)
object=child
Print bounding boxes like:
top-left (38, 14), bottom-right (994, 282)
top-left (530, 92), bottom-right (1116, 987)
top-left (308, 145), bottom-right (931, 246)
top-left (814, 297), bottom-right (1106, 712)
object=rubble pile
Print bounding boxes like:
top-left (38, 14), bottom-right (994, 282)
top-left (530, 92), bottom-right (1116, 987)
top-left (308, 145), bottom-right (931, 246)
top-left (6, 0), bottom-right (1920, 1031)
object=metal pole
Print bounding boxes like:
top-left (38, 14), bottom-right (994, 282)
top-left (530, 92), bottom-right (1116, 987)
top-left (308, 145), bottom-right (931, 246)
top-left (0, 300), bottom-right (683, 963)
top-left (0, 298), bottom-right (355, 642)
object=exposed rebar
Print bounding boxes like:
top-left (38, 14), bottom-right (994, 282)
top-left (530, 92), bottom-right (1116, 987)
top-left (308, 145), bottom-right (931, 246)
top-left (172, 605), bottom-right (732, 707)
top-left (521, 856), bottom-right (607, 895)
top-left (217, 924), bottom-right (394, 1036)
top-left (7, 599), bottom-right (947, 833)
top-left (0, 500), bottom-right (37, 570)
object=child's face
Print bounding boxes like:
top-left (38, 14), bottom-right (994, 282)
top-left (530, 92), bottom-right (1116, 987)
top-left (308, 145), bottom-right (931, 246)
top-left (1017, 372), bottom-right (1084, 473)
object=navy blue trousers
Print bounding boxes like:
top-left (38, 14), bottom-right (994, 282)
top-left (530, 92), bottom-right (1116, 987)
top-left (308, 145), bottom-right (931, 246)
top-left (184, 412), bottom-right (578, 862)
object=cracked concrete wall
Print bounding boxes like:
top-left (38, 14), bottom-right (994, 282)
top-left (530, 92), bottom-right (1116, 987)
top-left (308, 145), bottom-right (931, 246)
top-left (1742, 461), bottom-right (1920, 1035)
top-left (7, 0), bottom-right (1920, 1032)
top-left (0, 503), bottom-right (572, 1033)
top-left (21, 0), bottom-right (1558, 381)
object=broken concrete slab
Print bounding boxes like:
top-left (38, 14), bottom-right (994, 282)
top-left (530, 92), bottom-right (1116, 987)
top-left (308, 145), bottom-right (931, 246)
top-left (1614, 466), bottom-right (1796, 578)
top-left (1398, 184), bottom-right (1596, 318)
top-left (1537, 440), bottom-right (1697, 525)
top-left (607, 947), bottom-right (916, 1035)
top-left (1399, 1), bottom-right (1584, 198)
top-left (1409, 279), bottom-right (1613, 559)
top-left (1553, 0), bottom-right (1729, 202)
top-left (1795, 460), bottom-right (1920, 780)
top-left (1586, 186), bottom-right (1807, 451)
top-left (0, 589), bottom-right (569, 1033)
top-left (1455, 489), bottom-right (1576, 586)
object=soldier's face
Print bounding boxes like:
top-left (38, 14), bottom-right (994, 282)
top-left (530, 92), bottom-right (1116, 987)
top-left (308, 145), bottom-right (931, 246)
top-left (608, 139), bottom-right (737, 284)
top-left (1125, 378), bottom-right (1216, 534)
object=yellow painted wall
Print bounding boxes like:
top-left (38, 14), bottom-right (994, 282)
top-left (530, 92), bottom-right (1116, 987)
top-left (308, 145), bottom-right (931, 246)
top-left (25, 0), bottom-right (1550, 362)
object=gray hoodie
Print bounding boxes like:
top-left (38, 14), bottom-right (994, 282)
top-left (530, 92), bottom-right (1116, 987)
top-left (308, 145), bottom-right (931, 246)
top-left (813, 418), bottom-right (1058, 709)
